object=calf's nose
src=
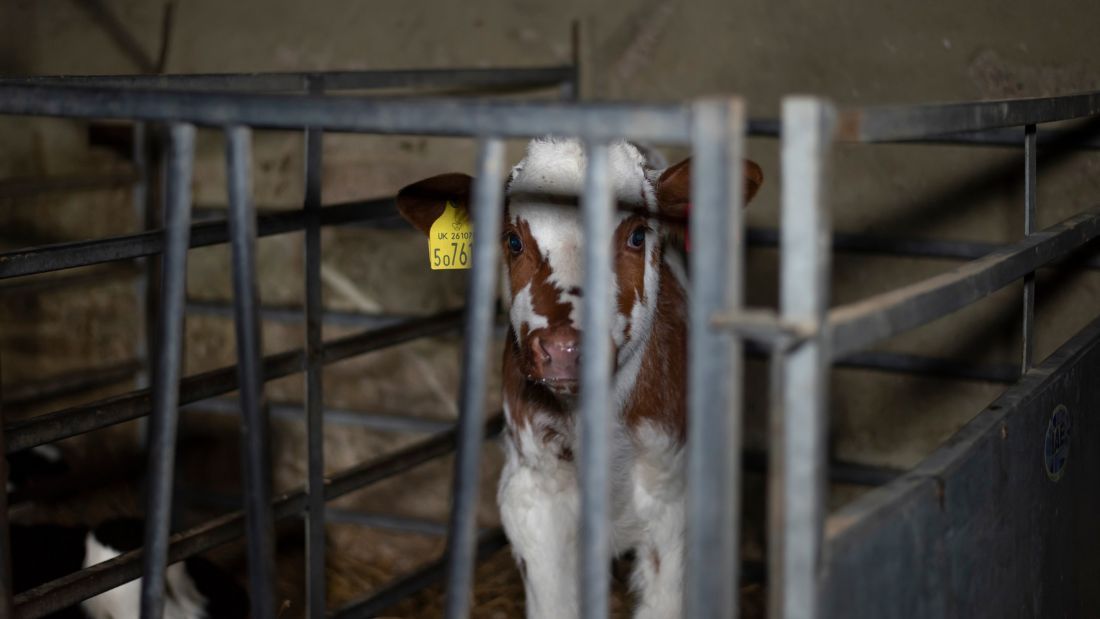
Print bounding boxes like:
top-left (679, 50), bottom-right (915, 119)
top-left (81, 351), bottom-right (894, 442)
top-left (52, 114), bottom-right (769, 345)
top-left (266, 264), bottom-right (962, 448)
top-left (529, 328), bottom-right (580, 381)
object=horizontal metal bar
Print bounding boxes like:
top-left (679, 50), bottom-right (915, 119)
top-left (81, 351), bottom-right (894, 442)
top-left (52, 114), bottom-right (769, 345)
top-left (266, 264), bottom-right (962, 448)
top-left (748, 118), bottom-right (1100, 150)
top-left (838, 90), bottom-right (1100, 141)
top-left (184, 299), bottom-right (411, 329)
top-left (829, 209), bottom-right (1100, 359)
top-left (0, 85), bottom-right (694, 143)
top-left (710, 308), bottom-right (814, 350)
top-left (0, 171), bottom-right (138, 198)
top-left (12, 414), bottom-right (503, 619)
top-left (0, 265), bottom-right (139, 295)
top-left (331, 528), bottom-right (509, 619)
top-left (746, 227), bottom-right (1100, 269)
top-left (183, 397), bottom-right (455, 434)
top-left (1, 360), bottom-right (143, 409)
top-left (833, 350), bottom-right (1017, 384)
top-left (741, 451), bottom-right (902, 487)
top-left (0, 197), bottom-right (394, 280)
top-left (4, 309), bottom-right (463, 453)
top-left (177, 487), bottom-right (452, 536)
top-left (0, 67), bottom-right (573, 93)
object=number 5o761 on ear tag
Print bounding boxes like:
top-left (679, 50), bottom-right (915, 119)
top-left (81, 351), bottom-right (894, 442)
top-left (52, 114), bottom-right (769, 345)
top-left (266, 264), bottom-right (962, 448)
top-left (428, 201), bottom-right (473, 270)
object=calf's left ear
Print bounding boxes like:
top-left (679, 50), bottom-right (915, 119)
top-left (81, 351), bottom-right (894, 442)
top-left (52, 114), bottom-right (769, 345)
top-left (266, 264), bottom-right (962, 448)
top-left (655, 158), bottom-right (763, 218)
top-left (395, 173), bottom-right (474, 235)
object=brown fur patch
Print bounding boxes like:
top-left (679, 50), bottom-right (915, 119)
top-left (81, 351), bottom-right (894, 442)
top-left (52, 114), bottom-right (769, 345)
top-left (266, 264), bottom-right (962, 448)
top-left (622, 258), bottom-right (688, 442)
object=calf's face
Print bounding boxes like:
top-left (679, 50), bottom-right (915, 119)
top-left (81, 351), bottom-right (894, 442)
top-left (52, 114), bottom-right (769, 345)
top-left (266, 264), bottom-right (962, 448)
top-left (396, 139), bottom-right (761, 400)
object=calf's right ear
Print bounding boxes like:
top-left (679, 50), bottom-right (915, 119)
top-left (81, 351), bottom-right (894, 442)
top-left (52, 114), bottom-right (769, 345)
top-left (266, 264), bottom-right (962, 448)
top-left (395, 173), bottom-right (474, 235)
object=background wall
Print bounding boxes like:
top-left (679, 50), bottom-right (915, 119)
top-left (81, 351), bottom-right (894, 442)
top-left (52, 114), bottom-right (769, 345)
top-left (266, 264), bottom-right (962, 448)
top-left (2, 0), bottom-right (1100, 615)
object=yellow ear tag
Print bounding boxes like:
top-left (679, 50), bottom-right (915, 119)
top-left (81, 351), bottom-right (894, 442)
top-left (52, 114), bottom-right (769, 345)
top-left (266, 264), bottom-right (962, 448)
top-left (428, 201), bottom-right (473, 270)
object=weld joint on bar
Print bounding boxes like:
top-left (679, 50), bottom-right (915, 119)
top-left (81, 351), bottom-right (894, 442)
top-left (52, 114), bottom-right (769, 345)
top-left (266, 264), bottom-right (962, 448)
top-left (710, 309), bottom-right (816, 351)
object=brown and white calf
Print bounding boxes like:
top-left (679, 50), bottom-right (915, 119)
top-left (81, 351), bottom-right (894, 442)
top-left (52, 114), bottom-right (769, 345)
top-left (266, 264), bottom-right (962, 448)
top-left (397, 138), bottom-right (762, 618)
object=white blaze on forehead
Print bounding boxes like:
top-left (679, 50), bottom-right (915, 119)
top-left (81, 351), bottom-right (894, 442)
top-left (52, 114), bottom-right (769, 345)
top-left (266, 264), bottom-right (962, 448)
top-left (507, 139), bottom-right (659, 330)
top-left (510, 282), bottom-right (549, 338)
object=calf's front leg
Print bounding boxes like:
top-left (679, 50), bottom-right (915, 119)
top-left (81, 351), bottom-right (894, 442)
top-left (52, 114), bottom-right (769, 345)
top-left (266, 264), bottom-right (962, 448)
top-left (498, 449), bottom-right (580, 619)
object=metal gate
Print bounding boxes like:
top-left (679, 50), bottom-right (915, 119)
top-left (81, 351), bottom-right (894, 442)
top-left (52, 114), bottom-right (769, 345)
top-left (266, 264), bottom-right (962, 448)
top-left (1, 63), bottom-right (1099, 619)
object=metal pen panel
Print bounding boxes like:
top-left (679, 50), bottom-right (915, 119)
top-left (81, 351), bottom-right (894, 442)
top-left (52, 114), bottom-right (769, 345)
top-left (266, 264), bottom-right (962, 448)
top-left (837, 90), bottom-right (1100, 141)
top-left (5, 310), bottom-right (464, 454)
top-left (828, 209), bottom-right (1100, 360)
top-left (138, 123), bottom-right (195, 619)
top-left (578, 141), bottom-right (614, 619)
top-left (0, 67), bottom-right (574, 93)
top-left (225, 126), bottom-right (276, 618)
top-left (0, 85), bottom-right (694, 144)
top-left (771, 98), bottom-right (836, 619)
top-left (685, 97), bottom-right (746, 619)
top-left (1022, 124), bottom-right (1038, 373)
top-left (303, 76), bottom-right (327, 619)
top-left (442, 137), bottom-right (505, 619)
top-left (13, 416), bottom-right (503, 619)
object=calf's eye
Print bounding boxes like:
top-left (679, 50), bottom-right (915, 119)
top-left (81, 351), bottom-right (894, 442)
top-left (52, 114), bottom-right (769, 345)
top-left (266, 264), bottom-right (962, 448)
top-left (627, 226), bottom-right (646, 249)
top-left (506, 232), bottom-right (524, 254)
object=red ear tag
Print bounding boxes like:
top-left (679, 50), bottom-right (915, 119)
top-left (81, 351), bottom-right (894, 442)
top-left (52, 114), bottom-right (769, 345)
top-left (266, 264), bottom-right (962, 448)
top-left (684, 202), bottom-right (692, 252)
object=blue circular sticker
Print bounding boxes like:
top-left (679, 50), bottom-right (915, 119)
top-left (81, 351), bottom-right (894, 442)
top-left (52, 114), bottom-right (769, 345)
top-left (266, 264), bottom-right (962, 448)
top-left (1044, 405), bottom-right (1071, 482)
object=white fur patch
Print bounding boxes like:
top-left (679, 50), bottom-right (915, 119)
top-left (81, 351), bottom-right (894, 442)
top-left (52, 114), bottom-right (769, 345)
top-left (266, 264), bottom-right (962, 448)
top-left (510, 282), bottom-right (549, 340)
top-left (81, 534), bottom-right (209, 619)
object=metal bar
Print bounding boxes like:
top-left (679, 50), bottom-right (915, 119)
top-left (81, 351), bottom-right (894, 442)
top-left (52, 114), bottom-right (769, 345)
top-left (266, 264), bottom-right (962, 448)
top-left (177, 486), bottom-right (454, 536)
top-left (759, 226), bottom-right (1100, 269)
top-left (577, 141), bottom-right (614, 619)
top-left (182, 398), bottom-right (455, 434)
top-left (185, 299), bottom-right (411, 328)
top-left (442, 137), bottom-right (505, 619)
top-left (138, 123), bottom-right (195, 619)
top-left (740, 451), bottom-right (902, 488)
top-left (837, 91), bottom-right (1100, 142)
top-left (1, 360), bottom-right (143, 410)
top-left (685, 97), bottom-right (745, 619)
top-left (828, 209), bottom-right (1100, 360)
top-left (772, 97), bottom-right (836, 619)
top-left (334, 528), bottom-right (509, 619)
top-left (1022, 124), bottom-right (1038, 374)
top-left (831, 350), bottom-right (1017, 384)
top-left (0, 198), bottom-right (396, 280)
top-left (4, 309), bottom-right (463, 454)
top-left (12, 415), bottom-right (502, 619)
top-left (0, 85), bottom-right (694, 143)
top-left (747, 118), bottom-right (1100, 150)
top-left (131, 121), bottom-right (152, 393)
top-left (303, 76), bottom-right (327, 619)
top-left (225, 125), bottom-right (277, 618)
top-left (322, 509), bottom-right (451, 537)
top-left (0, 67), bottom-right (574, 93)
top-left (0, 171), bottom-right (138, 198)
top-left (71, 0), bottom-right (158, 73)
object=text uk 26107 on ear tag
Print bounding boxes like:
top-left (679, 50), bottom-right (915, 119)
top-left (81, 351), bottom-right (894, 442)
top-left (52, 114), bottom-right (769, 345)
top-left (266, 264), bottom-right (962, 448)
top-left (428, 201), bottom-right (473, 270)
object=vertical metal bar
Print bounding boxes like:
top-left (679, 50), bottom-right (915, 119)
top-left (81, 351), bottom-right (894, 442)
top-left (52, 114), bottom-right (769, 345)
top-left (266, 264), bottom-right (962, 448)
top-left (1022, 123), bottom-right (1037, 374)
top-left (131, 121), bottom-right (150, 389)
top-left (303, 76), bottom-right (328, 619)
top-left (139, 122), bottom-right (195, 619)
top-left (562, 19), bottom-right (581, 101)
top-left (771, 97), bottom-right (836, 619)
top-left (0, 353), bottom-right (13, 619)
top-left (226, 125), bottom-right (276, 618)
top-left (442, 137), bottom-right (505, 619)
top-left (685, 97), bottom-right (746, 619)
top-left (578, 141), bottom-right (614, 619)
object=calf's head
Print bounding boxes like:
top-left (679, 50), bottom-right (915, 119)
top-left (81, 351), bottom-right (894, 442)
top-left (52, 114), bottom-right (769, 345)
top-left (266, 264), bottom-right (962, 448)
top-left (397, 139), bottom-right (762, 399)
